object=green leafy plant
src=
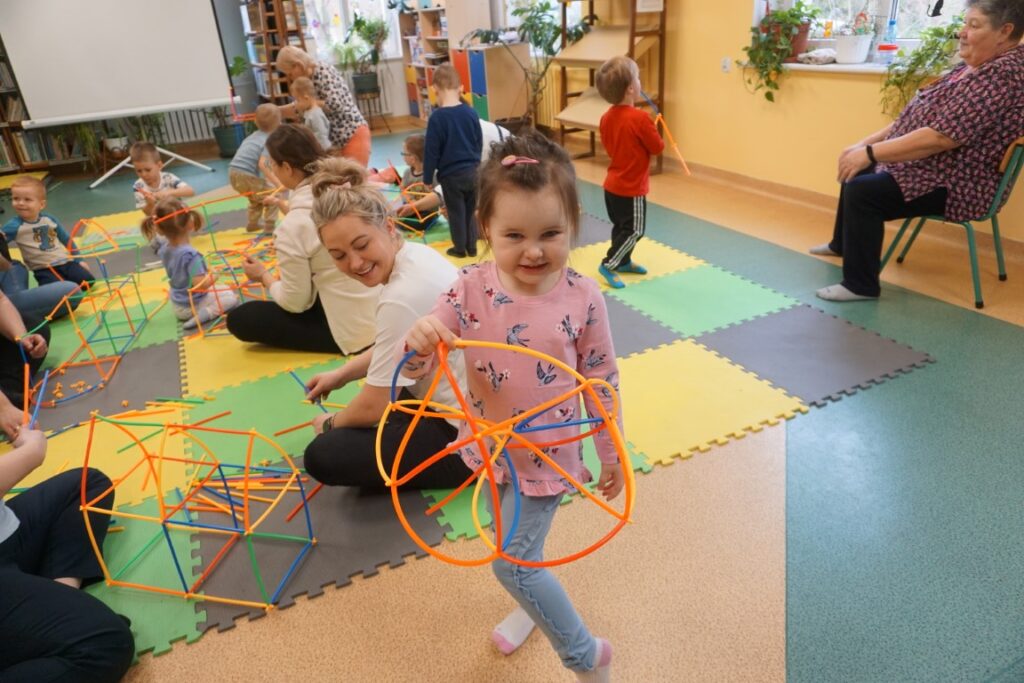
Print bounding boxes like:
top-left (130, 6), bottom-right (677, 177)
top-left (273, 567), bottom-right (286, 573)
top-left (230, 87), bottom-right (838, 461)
top-left (880, 15), bottom-right (963, 117)
top-left (739, 0), bottom-right (821, 102)
top-left (336, 12), bottom-right (390, 74)
top-left (463, 1), bottom-right (595, 126)
top-left (207, 56), bottom-right (252, 127)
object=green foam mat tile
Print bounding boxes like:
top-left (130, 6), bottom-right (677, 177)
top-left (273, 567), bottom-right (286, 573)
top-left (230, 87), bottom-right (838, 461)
top-left (183, 359), bottom-right (362, 467)
top-left (609, 264), bottom-right (797, 338)
top-left (421, 441), bottom-right (649, 541)
top-left (86, 497), bottom-right (204, 658)
top-left (43, 300), bottom-right (179, 373)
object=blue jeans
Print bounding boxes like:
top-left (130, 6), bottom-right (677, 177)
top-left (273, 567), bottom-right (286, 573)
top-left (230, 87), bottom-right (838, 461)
top-left (0, 262), bottom-right (81, 321)
top-left (33, 261), bottom-right (94, 288)
top-left (490, 485), bottom-right (598, 672)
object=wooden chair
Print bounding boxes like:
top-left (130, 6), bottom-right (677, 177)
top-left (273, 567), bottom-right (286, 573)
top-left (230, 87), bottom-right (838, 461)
top-left (881, 136), bottom-right (1024, 309)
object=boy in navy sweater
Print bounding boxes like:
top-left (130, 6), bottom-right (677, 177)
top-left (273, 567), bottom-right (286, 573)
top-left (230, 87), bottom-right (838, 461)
top-left (422, 64), bottom-right (482, 258)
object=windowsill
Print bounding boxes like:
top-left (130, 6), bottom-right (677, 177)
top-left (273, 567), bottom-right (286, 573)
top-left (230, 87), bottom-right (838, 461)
top-left (784, 62), bottom-right (889, 74)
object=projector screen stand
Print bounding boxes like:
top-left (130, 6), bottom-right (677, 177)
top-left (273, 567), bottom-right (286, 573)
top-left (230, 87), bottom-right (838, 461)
top-left (89, 146), bottom-right (214, 190)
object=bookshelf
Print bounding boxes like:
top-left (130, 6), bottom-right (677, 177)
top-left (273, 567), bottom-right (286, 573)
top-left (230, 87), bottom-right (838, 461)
top-left (0, 35), bottom-right (89, 176)
top-left (241, 0), bottom-right (311, 104)
top-left (398, 1), bottom-right (499, 121)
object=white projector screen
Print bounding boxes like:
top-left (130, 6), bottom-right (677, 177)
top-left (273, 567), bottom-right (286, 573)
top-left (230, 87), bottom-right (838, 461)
top-left (0, 0), bottom-right (232, 128)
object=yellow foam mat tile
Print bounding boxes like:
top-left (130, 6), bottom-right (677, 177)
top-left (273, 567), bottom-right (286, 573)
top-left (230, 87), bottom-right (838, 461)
top-left (86, 208), bottom-right (147, 232)
top-left (181, 333), bottom-right (337, 396)
top-left (569, 240), bottom-right (705, 289)
top-left (618, 340), bottom-right (807, 466)
top-left (6, 409), bottom-right (191, 509)
top-left (96, 267), bottom-right (170, 306)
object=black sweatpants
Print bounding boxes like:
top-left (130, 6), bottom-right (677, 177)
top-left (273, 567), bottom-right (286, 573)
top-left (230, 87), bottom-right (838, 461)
top-left (226, 297), bottom-right (342, 354)
top-left (439, 169), bottom-right (479, 255)
top-left (304, 390), bottom-right (473, 490)
top-left (0, 469), bottom-right (134, 682)
top-left (602, 190), bottom-right (647, 270)
top-left (0, 313), bottom-right (50, 407)
top-left (828, 169), bottom-right (947, 297)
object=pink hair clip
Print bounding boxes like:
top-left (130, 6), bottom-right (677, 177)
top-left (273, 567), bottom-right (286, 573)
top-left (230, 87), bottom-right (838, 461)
top-left (501, 155), bottom-right (539, 167)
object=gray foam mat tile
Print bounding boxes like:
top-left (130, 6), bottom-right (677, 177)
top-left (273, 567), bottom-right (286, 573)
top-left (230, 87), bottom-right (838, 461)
top-left (696, 304), bottom-right (933, 407)
top-left (37, 339), bottom-right (183, 432)
top-left (604, 293), bottom-right (682, 358)
top-left (194, 459), bottom-right (447, 632)
top-left (203, 208), bottom-right (253, 233)
top-left (578, 213), bottom-right (613, 248)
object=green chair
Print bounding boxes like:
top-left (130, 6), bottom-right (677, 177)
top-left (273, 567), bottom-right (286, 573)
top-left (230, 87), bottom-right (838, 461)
top-left (881, 136), bottom-right (1024, 309)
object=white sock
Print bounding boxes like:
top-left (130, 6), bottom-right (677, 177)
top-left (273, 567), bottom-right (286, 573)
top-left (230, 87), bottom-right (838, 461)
top-left (808, 243), bottom-right (840, 256)
top-left (491, 607), bottom-right (536, 655)
top-left (816, 284), bottom-right (878, 302)
top-left (576, 638), bottom-right (612, 682)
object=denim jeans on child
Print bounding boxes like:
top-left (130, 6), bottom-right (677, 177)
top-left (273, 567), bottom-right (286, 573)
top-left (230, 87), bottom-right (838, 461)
top-left (489, 484), bottom-right (599, 672)
top-left (0, 261), bottom-right (80, 320)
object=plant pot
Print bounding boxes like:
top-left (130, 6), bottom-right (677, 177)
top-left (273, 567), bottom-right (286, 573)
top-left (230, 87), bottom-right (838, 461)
top-left (351, 72), bottom-right (380, 95)
top-left (784, 22), bottom-right (811, 63)
top-left (103, 136), bottom-right (129, 155)
top-left (212, 123), bottom-right (245, 158)
top-left (835, 34), bottom-right (874, 64)
top-left (494, 116), bottom-right (531, 136)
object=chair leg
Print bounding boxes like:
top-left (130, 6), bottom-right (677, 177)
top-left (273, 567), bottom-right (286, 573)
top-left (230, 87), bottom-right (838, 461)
top-left (991, 215), bottom-right (1007, 281)
top-left (963, 222), bottom-right (984, 308)
top-left (896, 217), bottom-right (927, 264)
top-left (881, 218), bottom-right (912, 270)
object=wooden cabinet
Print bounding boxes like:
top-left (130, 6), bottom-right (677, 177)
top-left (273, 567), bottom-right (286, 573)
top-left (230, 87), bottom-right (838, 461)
top-left (398, 0), bottom-right (531, 123)
top-left (241, 0), bottom-right (310, 104)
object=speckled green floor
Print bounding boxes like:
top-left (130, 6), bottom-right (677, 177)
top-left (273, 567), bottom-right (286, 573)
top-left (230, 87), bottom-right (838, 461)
top-left (40, 135), bottom-right (1024, 681)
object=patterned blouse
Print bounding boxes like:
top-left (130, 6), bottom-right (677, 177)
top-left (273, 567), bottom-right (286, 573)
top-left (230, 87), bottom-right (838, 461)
top-left (311, 61), bottom-right (367, 148)
top-left (410, 262), bottom-right (624, 497)
top-left (878, 45), bottom-right (1024, 222)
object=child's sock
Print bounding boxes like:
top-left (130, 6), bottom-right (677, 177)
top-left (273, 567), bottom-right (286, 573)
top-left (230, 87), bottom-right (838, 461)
top-left (490, 607), bottom-right (536, 655)
top-left (575, 638), bottom-right (612, 682)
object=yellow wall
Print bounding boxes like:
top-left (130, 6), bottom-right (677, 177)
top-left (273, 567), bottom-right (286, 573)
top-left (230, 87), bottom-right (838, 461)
top-left (664, 1), bottom-right (1024, 241)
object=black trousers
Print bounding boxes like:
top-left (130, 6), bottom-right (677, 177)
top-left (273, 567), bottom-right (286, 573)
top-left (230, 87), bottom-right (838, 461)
top-left (828, 169), bottom-right (948, 297)
top-left (439, 169), bottom-right (479, 254)
top-left (603, 190), bottom-right (647, 269)
top-left (304, 390), bottom-right (473, 490)
top-left (225, 296), bottom-right (342, 354)
top-left (0, 313), bottom-right (49, 407)
top-left (0, 469), bottom-right (134, 682)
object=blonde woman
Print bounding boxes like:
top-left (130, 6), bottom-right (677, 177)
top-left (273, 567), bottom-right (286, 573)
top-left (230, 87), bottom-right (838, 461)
top-left (276, 45), bottom-right (371, 166)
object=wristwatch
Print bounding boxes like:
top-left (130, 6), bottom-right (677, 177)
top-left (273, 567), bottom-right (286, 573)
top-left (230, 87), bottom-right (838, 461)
top-left (321, 414), bottom-right (335, 432)
top-left (865, 144), bottom-right (877, 164)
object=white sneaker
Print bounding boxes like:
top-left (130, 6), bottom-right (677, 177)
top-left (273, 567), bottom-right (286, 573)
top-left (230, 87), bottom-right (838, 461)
top-left (816, 284), bottom-right (878, 302)
top-left (809, 243), bottom-right (840, 257)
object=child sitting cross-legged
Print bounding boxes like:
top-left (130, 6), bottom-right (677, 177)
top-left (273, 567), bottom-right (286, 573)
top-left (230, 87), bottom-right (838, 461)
top-left (142, 198), bottom-right (239, 330)
top-left (394, 134), bottom-right (443, 234)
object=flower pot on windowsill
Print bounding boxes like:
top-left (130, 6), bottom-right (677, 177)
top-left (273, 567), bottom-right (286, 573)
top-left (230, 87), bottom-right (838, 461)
top-left (835, 34), bottom-right (874, 64)
top-left (764, 21), bottom-right (812, 63)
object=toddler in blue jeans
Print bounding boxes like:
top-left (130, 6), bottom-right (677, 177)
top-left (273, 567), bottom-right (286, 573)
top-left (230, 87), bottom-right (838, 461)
top-left (404, 132), bottom-right (624, 681)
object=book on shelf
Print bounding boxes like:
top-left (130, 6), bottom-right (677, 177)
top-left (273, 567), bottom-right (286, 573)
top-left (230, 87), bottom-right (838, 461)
top-left (0, 135), bottom-right (13, 169)
top-left (4, 95), bottom-right (23, 122)
top-left (0, 61), bottom-right (13, 89)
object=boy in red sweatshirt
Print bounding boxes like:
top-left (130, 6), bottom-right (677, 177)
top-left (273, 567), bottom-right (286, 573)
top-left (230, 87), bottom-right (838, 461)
top-left (595, 56), bottom-right (665, 289)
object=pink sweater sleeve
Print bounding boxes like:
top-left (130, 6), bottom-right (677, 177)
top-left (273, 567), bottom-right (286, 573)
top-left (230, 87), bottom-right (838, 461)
top-left (575, 286), bottom-right (624, 465)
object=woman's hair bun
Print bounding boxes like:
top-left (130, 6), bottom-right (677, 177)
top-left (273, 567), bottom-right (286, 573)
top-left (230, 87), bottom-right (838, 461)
top-left (310, 157), bottom-right (368, 199)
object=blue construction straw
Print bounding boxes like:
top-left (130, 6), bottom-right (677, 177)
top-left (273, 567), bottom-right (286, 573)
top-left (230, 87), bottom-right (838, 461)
top-left (28, 369), bottom-right (50, 429)
top-left (288, 369), bottom-right (328, 413)
top-left (640, 90), bottom-right (661, 115)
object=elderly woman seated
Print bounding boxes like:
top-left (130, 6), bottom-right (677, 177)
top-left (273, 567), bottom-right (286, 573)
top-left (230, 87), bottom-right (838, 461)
top-left (810, 0), bottom-right (1024, 302)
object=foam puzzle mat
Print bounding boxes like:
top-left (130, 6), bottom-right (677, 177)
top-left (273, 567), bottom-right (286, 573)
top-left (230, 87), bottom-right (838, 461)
top-left (3, 195), bottom-right (937, 664)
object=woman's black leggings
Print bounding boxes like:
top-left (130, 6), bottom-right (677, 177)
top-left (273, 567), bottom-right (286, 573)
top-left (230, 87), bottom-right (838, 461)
top-left (304, 391), bottom-right (472, 490)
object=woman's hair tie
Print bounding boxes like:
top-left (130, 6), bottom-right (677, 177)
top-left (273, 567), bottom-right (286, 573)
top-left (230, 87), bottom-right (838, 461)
top-left (501, 155), bottom-right (540, 167)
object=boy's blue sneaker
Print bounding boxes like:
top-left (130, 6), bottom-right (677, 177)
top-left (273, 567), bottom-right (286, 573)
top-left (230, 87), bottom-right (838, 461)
top-left (615, 261), bottom-right (648, 275)
top-left (598, 263), bottom-right (625, 289)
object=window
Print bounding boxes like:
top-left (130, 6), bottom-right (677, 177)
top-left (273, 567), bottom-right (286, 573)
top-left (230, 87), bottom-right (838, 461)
top-left (503, 0), bottom-right (582, 31)
top-left (305, 0), bottom-right (402, 62)
top-left (757, 0), bottom-right (966, 39)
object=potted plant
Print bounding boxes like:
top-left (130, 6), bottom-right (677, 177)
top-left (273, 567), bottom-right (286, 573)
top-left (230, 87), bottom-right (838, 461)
top-left (463, 0), bottom-right (594, 132)
top-left (834, 10), bottom-right (874, 64)
top-left (880, 15), bottom-right (963, 117)
top-left (209, 55), bottom-right (252, 157)
top-left (739, 0), bottom-right (821, 102)
top-left (339, 12), bottom-right (390, 95)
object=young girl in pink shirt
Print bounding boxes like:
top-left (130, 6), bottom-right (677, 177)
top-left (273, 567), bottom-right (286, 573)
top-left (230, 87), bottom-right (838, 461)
top-left (403, 132), bottom-right (624, 682)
